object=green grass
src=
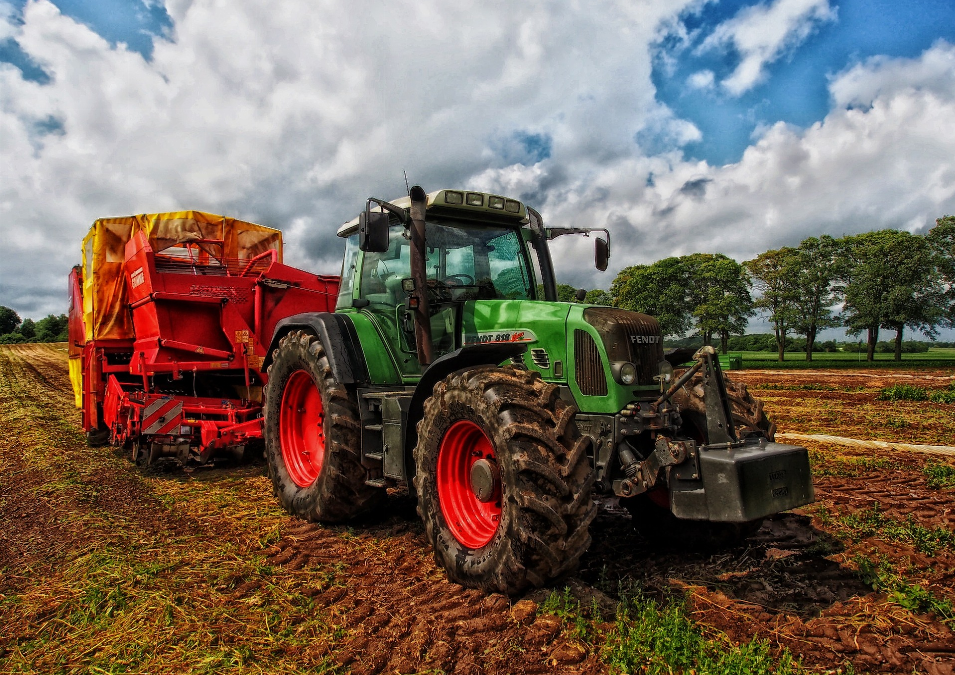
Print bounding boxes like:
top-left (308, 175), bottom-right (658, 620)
top-left (539, 587), bottom-right (804, 675)
top-left (602, 587), bottom-right (802, 675)
top-left (731, 348), bottom-right (955, 369)
top-left (877, 383), bottom-right (955, 404)
top-left (924, 462), bottom-right (955, 489)
top-left (854, 554), bottom-right (954, 627)
top-left (819, 504), bottom-right (955, 556)
top-left (809, 453), bottom-right (898, 479)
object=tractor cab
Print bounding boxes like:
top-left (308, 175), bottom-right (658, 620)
top-left (335, 188), bottom-right (607, 376)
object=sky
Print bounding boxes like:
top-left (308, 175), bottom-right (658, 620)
top-left (1, 0), bottom-right (954, 340)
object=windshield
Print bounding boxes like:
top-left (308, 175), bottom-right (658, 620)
top-left (358, 220), bottom-right (536, 304)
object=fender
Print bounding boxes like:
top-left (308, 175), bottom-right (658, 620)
top-left (404, 342), bottom-right (528, 472)
top-left (264, 312), bottom-right (369, 385)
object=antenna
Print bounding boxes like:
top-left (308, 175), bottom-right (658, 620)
top-left (403, 170), bottom-right (410, 195)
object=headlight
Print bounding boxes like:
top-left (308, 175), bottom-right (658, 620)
top-left (611, 361), bottom-right (637, 385)
top-left (656, 360), bottom-right (673, 391)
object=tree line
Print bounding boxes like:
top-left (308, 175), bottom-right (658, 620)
top-left (1, 217), bottom-right (952, 360)
top-left (0, 307), bottom-right (68, 344)
top-left (594, 216), bottom-right (954, 362)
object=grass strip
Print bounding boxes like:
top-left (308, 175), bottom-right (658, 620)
top-left (751, 383), bottom-right (868, 392)
top-left (854, 554), bottom-right (955, 627)
top-left (923, 461), bottom-right (955, 490)
top-left (877, 383), bottom-right (955, 404)
top-left (816, 504), bottom-right (955, 556)
top-left (808, 451), bottom-right (899, 479)
top-left (539, 588), bottom-right (804, 675)
top-left (603, 589), bottom-right (801, 675)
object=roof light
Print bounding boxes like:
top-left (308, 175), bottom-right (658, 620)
top-left (445, 191), bottom-right (464, 205)
top-left (488, 196), bottom-right (505, 209)
top-left (466, 193), bottom-right (484, 206)
top-left (505, 199), bottom-right (520, 213)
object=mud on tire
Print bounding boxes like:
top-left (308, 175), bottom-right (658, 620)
top-left (263, 330), bottom-right (383, 522)
top-left (414, 365), bottom-right (596, 595)
top-left (671, 371), bottom-right (776, 441)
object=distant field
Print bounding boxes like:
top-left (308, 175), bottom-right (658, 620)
top-left (732, 348), bottom-right (955, 369)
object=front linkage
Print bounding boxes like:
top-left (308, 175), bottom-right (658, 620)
top-left (603, 346), bottom-right (813, 525)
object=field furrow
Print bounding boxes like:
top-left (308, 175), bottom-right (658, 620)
top-left (1, 346), bottom-right (953, 673)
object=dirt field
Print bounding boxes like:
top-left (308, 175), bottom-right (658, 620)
top-left (1, 344), bottom-right (953, 674)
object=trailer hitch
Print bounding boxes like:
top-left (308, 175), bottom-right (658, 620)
top-left (614, 436), bottom-right (695, 497)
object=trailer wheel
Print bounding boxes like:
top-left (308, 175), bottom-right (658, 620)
top-left (414, 366), bottom-right (596, 594)
top-left (264, 330), bottom-right (383, 522)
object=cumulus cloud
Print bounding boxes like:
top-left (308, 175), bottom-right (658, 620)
top-left (1, 0), bottom-right (953, 327)
top-left (686, 69), bottom-right (715, 90)
top-left (471, 41), bottom-right (955, 292)
top-left (829, 40), bottom-right (955, 109)
top-left (698, 0), bottom-right (836, 96)
top-left (650, 42), bottom-right (955, 260)
top-left (0, 0), bottom-right (693, 316)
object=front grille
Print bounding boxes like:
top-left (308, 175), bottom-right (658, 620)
top-left (574, 330), bottom-right (607, 396)
top-left (582, 307), bottom-right (663, 386)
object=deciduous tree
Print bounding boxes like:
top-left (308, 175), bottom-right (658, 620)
top-left (791, 236), bottom-right (841, 361)
top-left (683, 253), bottom-right (754, 354)
top-left (841, 230), bottom-right (947, 361)
top-left (0, 306), bottom-right (20, 335)
top-left (745, 248), bottom-right (799, 361)
top-left (611, 257), bottom-right (693, 338)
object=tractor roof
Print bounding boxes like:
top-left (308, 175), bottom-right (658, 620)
top-left (337, 189), bottom-right (529, 237)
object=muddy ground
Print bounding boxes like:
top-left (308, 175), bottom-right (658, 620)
top-left (1, 344), bottom-right (953, 673)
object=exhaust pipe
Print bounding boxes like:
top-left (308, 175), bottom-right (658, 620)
top-left (408, 186), bottom-right (434, 365)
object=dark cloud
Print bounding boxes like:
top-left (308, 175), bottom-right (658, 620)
top-left (678, 177), bottom-right (711, 199)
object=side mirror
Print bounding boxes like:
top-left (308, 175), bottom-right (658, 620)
top-left (359, 208), bottom-right (390, 252)
top-left (595, 237), bottom-right (609, 271)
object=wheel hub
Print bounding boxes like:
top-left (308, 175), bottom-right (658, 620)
top-left (469, 458), bottom-right (499, 502)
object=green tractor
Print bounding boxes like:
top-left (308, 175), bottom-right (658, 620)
top-left (262, 186), bottom-right (814, 594)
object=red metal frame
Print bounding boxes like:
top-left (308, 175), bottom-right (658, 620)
top-left (70, 229), bottom-right (338, 462)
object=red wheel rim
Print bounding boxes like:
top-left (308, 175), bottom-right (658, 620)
top-left (279, 369), bottom-right (325, 488)
top-left (437, 420), bottom-right (502, 549)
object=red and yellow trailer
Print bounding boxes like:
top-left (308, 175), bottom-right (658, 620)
top-left (69, 211), bottom-right (337, 464)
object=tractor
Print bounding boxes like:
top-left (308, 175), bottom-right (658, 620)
top-left (262, 186), bottom-right (814, 595)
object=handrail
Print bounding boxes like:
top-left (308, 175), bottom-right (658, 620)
top-left (238, 250), bottom-right (278, 277)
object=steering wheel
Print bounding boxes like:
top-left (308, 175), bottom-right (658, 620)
top-left (372, 259), bottom-right (392, 280)
top-left (444, 274), bottom-right (476, 287)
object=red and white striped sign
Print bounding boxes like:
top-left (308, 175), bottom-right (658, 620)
top-left (142, 398), bottom-right (183, 435)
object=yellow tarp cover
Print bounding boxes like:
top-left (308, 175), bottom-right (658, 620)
top-left (68, 357), bottom-right (83, 409)
top-left (81, 211), bottom-right (283, 342)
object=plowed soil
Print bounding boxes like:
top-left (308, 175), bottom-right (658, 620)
top-left (1, 344), bottom-right (953, 674)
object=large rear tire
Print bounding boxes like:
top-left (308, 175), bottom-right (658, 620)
top-left (263, 330), bottom-right (383, 522)
top-left (414, 366), bottom-right (596, 594)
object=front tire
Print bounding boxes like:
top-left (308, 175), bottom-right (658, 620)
top-left (671, 371), bottom-right (776, 441)
top-left (414, 366), bottom-right (596, 594)
top-left (263, 330), bottom-right (383, 522)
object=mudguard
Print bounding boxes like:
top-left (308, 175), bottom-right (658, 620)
top-left (264, 312), bottom-right (369, 385)
top-left (404, 342), bottom-right (528, 471)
